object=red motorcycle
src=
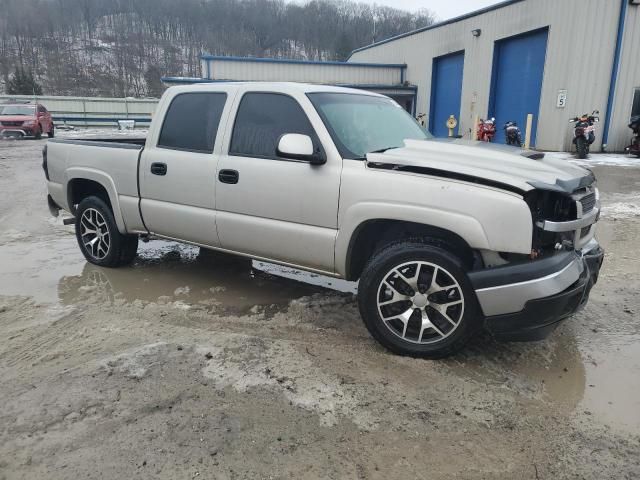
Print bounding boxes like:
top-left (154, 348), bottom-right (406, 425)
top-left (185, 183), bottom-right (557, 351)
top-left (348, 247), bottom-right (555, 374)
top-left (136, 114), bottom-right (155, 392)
top-left (477, 118), bottom-right (496, 142)
top-left (569, 110), bottom-right (599, 159)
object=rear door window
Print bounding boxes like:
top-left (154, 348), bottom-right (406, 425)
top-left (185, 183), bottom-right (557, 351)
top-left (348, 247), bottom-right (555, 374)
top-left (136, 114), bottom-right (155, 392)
top-left (229, 92), bottom-right (316, 159)
top-left (158, 92), bottom-right (227, 153)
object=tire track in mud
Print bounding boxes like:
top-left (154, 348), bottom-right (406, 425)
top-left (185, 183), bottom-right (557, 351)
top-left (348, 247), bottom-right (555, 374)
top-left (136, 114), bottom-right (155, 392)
top-left (0, 301), bottom-right (83, 371)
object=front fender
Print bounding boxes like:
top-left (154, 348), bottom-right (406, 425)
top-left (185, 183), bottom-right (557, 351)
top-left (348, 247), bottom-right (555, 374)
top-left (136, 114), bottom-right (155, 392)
top-left (335, 202), bottom-right (492, 277)
top-left (65, 167), bottom-right (127, 234)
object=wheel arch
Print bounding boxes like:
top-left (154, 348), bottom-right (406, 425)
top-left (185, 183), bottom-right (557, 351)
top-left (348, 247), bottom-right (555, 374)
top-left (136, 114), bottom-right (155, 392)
top-left (66, 169), bottom-right (127, 233)
top-left (341, 218), bottom-right (481, 281)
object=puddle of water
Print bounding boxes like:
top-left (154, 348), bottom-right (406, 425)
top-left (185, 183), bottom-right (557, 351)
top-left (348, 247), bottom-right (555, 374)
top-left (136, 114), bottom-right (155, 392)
top-left (0, 236), bottom-right (353, 314)
top-left (448, 320), bottom-right (640, 435)
top-left (0, 236), bottom-right (85, 303)
top-left (577, 332), bottom-right (640, 435)
top-left (448, 333), bottom-right (587, 408)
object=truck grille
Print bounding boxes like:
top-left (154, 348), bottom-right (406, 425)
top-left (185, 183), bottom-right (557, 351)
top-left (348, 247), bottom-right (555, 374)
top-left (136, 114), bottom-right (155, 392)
top-left (1, 121), bottom-right (23, 127)
top-left (580, 192), bottom-right (596, 214)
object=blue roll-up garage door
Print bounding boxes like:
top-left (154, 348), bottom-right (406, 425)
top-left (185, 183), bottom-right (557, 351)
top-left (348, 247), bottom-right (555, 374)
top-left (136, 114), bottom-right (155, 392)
top-left (430, 51), bottom-right (464, 137)
top-left (489, 28), bottom-right (548, 146)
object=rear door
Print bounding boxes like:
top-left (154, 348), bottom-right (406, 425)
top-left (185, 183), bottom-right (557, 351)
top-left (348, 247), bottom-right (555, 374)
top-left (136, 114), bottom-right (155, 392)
top-left (140, 90), bottom-right (231, 246)
top-left (215, 89), bottom-right (341, 273)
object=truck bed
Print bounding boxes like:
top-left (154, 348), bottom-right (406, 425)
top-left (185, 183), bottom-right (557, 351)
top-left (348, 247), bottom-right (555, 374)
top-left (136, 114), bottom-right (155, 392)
top-left (45, 136), bottom-right (147, 234)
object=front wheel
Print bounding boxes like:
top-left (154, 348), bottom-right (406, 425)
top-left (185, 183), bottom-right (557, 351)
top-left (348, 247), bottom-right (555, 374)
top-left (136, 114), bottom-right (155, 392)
top-left (576, 136), bottom-right (588, 159)
top-left (75, 196), bottom-right (138, 268)
top-left (358, 241), bottom-right (481, 358)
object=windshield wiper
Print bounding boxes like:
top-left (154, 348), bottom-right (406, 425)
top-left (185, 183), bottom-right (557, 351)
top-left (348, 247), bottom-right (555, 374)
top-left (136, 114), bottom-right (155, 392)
top-left (350, 146), bottom-right (401, 161)
top-left (368, 146), bottom-right (401, 154)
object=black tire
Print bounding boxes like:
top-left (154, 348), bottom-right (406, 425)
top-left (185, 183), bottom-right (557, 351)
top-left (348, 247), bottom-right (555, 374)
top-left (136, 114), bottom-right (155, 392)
top-left (75, 196), bottom-right (138, 268)
top-left (358, 240), bottom-right (481, 359)
top-left (576, 136), bottom-right (588, 159)
top-left (47, 125), bottom-right (55, 138)
top-left (34, 126), bottom-right (42, 140)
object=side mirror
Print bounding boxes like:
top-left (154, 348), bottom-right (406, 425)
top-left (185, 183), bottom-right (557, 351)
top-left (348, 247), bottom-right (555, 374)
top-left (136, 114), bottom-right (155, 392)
top-left (277, 134), bottom-right (326, 165)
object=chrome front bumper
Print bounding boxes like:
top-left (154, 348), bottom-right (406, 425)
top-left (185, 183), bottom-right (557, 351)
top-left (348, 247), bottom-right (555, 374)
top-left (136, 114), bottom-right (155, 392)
top-left (470, 239), bottom-right (603, 318)
top-left (476, 241), bottom-right (604, 341)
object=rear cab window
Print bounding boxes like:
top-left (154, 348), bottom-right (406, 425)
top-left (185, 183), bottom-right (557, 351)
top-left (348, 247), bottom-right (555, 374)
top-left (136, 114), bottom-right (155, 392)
top-left (158, 92), bottom-right (227, 153)
top-left (229, 92), bottom-right (319, 160)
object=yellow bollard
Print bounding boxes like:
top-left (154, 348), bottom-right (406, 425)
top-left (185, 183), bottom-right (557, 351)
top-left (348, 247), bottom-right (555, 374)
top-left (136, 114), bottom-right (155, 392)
top-left (524, 114), bottom-right (534, 149)
top-left (446, 115), bottom-right (458, 137)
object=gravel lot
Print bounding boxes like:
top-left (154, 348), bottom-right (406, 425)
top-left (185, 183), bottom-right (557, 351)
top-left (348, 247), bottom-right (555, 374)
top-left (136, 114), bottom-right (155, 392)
top-left (1, 134), bottom-right (639, 479)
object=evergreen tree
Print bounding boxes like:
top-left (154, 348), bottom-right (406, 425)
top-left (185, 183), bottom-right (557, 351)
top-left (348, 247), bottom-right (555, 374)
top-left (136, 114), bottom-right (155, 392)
top-left (335, 33), bottom-right (354, 62)
top-left (7, 68), bottom-right (43, 96)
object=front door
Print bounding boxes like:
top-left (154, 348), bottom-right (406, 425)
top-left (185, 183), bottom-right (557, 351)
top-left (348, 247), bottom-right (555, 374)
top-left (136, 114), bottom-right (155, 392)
top-left (215, 91), bottom-right (340, 273)
top-left (140, 91), bottom-right (229, 246)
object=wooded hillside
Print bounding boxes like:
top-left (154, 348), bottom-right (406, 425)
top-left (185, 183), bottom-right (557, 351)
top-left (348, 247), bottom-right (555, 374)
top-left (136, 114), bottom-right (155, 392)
top-left (0, 0), bottom-right (434, 97)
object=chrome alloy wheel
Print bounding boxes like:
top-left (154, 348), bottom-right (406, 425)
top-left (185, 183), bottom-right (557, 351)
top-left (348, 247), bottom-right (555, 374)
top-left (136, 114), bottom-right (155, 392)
top-left (80, 208), bottom-right (111, 260)
top-left (376, 261), bottom-right (465, 344)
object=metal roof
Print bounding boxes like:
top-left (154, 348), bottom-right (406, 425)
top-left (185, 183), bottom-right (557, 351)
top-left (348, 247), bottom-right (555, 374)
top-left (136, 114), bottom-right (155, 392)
top-left (200, 55), bottom-right (407, 70)
top-left (348, 0), bottom-right (527, 58)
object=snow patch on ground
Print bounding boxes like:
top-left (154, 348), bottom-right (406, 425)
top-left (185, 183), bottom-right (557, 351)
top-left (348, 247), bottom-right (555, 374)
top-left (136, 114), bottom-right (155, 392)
top-left (603, 203), bottom-right (640, 219)
top-left (102, 342), bottom-right (169, 380)
top-left (199, 339), bottom-right (377, 430)
top-left (544, 151), bottom-right (640, 167)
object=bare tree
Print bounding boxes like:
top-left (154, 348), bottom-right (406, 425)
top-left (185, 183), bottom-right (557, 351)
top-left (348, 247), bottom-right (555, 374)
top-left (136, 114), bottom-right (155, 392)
top-left (0, 0), bottom-right (435, 97)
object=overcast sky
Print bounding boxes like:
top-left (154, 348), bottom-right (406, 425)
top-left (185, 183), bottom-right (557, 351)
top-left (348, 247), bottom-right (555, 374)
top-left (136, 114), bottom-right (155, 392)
top-left (358, 0), bottom-right (505, 20)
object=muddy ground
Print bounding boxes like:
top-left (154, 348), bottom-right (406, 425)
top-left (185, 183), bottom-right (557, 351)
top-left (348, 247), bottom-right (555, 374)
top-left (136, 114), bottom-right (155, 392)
top-left (0, 135), bottom-right (639, 479)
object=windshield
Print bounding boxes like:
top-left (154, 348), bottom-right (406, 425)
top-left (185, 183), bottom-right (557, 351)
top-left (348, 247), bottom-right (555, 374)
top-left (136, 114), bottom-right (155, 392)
top-left (307, 92), bottom-right (430, 159)
top-left (0, 105), bottom-right (36, 116)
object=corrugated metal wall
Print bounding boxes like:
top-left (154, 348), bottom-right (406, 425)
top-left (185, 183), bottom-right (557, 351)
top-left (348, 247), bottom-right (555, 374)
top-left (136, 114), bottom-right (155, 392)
top-left (0, 94), bottom-right (158, 126)
top-left (350, 0), bottom-right (636, 152)
top-left (203, 58), bottom-right (403, 85)
top-left (609, 4), bottom-right (640, 152)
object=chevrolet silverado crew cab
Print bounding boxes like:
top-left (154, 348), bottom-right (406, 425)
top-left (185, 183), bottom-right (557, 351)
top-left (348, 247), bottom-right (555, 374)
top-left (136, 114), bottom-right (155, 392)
top-left (44, 82), bottom-right (604, 358)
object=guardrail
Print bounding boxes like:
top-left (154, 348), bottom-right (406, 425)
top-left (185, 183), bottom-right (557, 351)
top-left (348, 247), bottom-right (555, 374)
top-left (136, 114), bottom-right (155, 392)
top-left (0, 94), bottom-right (158, 127)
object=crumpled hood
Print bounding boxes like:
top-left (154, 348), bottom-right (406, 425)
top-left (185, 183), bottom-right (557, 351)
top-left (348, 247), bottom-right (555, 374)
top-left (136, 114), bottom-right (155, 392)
top-left (365, 138), bottom-right (593, 193)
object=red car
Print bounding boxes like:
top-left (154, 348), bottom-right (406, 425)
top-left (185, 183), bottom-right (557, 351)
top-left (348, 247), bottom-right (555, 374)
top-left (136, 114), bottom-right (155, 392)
top-left (0, 103), bottom-right (54, 139)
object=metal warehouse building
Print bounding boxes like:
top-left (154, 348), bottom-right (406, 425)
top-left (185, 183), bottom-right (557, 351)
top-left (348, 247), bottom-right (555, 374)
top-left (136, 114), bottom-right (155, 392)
top-left (165, 57), bottom-right (418, 113)
top-left (164, 0), bottom-right (640, 152)
top-left (349, 0), bottom-right (640, 152)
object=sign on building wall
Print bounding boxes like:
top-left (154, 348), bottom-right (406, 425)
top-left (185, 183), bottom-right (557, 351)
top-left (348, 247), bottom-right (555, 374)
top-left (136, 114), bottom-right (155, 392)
top-left (556, 89), bottom-right (568, 108)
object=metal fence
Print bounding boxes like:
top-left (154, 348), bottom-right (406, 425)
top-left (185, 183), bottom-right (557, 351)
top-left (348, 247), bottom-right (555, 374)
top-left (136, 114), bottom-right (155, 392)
top-left (0, 94), bottom-right (159, 127)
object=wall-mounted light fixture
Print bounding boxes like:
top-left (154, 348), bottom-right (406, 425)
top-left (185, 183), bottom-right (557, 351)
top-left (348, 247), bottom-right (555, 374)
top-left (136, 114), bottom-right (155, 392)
top-left (472, 29), bottom-right (482, 37)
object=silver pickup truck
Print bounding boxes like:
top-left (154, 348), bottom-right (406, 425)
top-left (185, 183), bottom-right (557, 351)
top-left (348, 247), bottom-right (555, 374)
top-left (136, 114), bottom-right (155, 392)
top-left (44, 82), bottom-right (604, 358)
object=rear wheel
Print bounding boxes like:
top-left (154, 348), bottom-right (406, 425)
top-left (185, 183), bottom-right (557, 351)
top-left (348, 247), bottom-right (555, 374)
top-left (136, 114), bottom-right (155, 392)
top-left (75, 196), bottom-right (138, 268)
top-left (576, 136), bottom-right (588, 159)
top-left (358, 240), bottom-right (481, 358)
